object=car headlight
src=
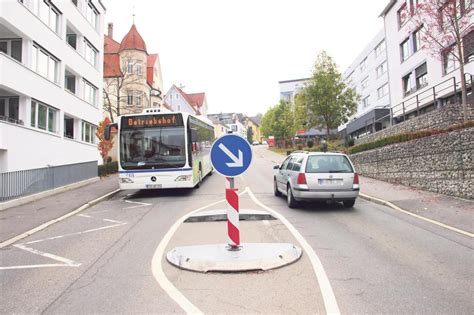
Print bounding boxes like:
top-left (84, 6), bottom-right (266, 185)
top-left (120, 178), bottom-right (134, 183)
top-left (175, 175), bottom-right (192, 181)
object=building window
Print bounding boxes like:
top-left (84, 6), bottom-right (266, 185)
top-left (0, 97), bottom-right (20, 123)
top-left (82, 79), bottom-right (97, 106)
top-left (127, 92), bottom-right (133, 106)
top-left (65, 71), bottom-right (76, 93)
top-left (402, 73), bottom-right (413, 96)
top-left (81, 121), bottom-right (96, 144)
top-left (464, 31), bottom-right (473, 63)
top-left (398, 2), bottom-right (409, 28)
top-left (32, 44), bottom-right (59, 83)
top-left (376, 61), bottom-right (388, 78)
top-left (0, 39), bottom-right (22, 62)
top-left (136, 62), bottom-right (142, 75)
top-left (359, 58), bottom-right (367, 72)
top-left (66, 33), bottom-right (77, 49)
top-left (400, 38), bottom-right (411, 62)
top-left (83, 39), bottom-right (98, 67)
top-left (361, 77), bottom-right (369, 90)
top-left (413, 27), bottom-right (422, 53)
top-left (415, 62), bottom-right (428, 89)
top-left (377, 84), bottom-right (389, 99)
top-left (362, 96), bottom-right (370, 108)
top-left (135, 94), bottom-right (142, 106)
top-left (33, 0), bottom-right (60, 33)
top-left (31, 100), bottom-right (57, 133)
top-left (64, 115), bottom-right (74, 139)
top-left (374, 40), bottom-right (386, 57)
top-left (85, 1), bottom-right (98, 30)
top-left (443, 51), bottom-right (458, 74)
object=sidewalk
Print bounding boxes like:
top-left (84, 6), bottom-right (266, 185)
top-left (359, 176), bottom-right (473, 234)
top-left (0, 175), bottom-right (119, 243)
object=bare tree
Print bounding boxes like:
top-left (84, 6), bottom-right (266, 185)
top-left (103, 57), bottom-right (149, 122)
top-left (408, 0), bottom-right (473, 122)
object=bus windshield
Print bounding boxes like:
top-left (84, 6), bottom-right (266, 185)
top-left (120, 127), bottom-right (186, 170)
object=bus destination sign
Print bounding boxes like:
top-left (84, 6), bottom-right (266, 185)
top-left (122, 114), bottom-right (183, 129)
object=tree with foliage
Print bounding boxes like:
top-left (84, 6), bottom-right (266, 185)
top-left (96, 117), bottom-right (114, 163)
top-left (407, 0), bottom-right (473, 122)
top-left (296, 51), bottom-right (358, 138)
top-left (260, 100), bottom-right (298, 146)
top-left (246, 126), bottom-right (254, 143)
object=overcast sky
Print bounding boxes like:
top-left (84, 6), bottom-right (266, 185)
top-left (103, 0), bottom-right (386, 116)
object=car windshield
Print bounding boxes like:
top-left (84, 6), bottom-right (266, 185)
top-left (120, 127), bottom-right (186, 170)
top-left (305, 155), bottom-right (354, 173)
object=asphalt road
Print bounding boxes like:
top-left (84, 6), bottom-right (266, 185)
top-left (1, 146), bottom-right (472, 314)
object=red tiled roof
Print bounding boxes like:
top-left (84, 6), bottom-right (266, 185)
top-left (147, 54), bottom-right (158, 86)
top-left (187, 93), bottom-right (205, 108)
top-left (120, 24), bottom-right (147, 52)
top-left (103, 54), bottom-right (122, 77)
top-left (104, 35), bottom-right (120, 54)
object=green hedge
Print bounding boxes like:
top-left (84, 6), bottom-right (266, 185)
top-left (349, 120), bottom-right (474, 154)
top-left (98, 161), bottom-right (118, 177)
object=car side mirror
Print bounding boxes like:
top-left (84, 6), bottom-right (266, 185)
top-left (273, 165), bottom-right (280, 170)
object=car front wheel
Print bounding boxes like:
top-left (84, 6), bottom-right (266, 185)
top-left (287, 186), bottom-right (298, 208)
top-left (274, 178), bottom-right (281, 196)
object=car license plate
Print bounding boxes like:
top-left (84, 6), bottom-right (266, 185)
top-left (319, 179), bottom-right (343, 185)
top-left (146, 184), bottom-right (162, 189)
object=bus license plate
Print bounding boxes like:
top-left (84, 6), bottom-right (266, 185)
top-left (146, 184), bottom-right (162, 189)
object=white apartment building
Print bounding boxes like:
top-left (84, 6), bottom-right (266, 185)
top-left (278, 78), bottom-right (310, 102)
top-left (0, 0), bottom-right (105, 175)
top-left (340, 29), bottom-right (391, 139)
top-left (380, 0), bottom-right (473, 122)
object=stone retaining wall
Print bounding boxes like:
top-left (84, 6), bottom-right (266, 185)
top-left (355, 103), bottom-right (474, 145)
top-left (350, 127), bottom-right (474, 200)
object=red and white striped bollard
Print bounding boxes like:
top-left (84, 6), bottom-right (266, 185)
top-left (225, 177), bottom-right (240, 250)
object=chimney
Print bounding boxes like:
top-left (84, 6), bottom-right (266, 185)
top-left (107, 23), bottom-right (113, 38)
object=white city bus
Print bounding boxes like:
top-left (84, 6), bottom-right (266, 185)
top-left (105, 109), bottom-right (214, 190)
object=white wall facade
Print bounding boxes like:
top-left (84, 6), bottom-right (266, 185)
top-left (278, 78), bottom-right (310, 102)
top-left (163, 86), bottom-right (196, 114)
top-left (340, 29), bottom-right (390, 131)
top-left (0, 0), bottom-right (105, 172)
top-left (383, 0), bottom-right (474, 118)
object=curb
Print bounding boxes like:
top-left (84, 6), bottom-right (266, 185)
top-left (359, 192), bottom-right (473, 238)
top-left (0, 188), bottom-right (121, 249)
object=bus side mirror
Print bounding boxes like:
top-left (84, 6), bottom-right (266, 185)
top-left (104, 123), bottom-right (118, 141)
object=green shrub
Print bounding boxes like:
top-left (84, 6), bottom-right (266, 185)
top-left (307, 140), bottom-right (314, 148)
top-left (98, 161), bottom-right (118, 177)
top-left (349, 120), bottom-right (474, 154)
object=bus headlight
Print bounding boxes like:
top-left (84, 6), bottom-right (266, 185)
top-left (175, 175), bottom-right (192, 182)
top-left (120, 178), bottom-right (134, 183)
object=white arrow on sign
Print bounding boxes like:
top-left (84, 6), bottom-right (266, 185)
top-left (218, 143), bottom-right (243, 167)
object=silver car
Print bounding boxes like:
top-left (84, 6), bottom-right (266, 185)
top-left (273, 152), bottom-right (360, 208)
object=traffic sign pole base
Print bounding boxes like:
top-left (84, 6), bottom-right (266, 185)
top-left (166, 243), bottom-right (302, 273)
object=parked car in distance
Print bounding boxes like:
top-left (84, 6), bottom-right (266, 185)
top-left (262, 140), bottom-right (268, 145)
top-left (252, 141), bottom-right (259, 145)
top-left (273, 151), bottom-right (359, 208)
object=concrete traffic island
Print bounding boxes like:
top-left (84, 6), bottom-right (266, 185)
top-left (166, 243), bottom-right (302, 272)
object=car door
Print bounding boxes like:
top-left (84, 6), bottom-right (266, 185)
top-left (276, 156), bottom-right (291, 191)
top-left (284, 156), bottom-right (297, 189)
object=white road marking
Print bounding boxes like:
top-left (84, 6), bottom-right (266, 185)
top-left (0, 189), bottom-right (120, 249)
top-left (246, 188), bottom-right (341, 315)
top-left (123, 199), bottom-right (152, 209)
top-left (359, 193), bottom-right (474, 238)
top-left (151, 190), bottom-right (248, 315)
top-left (0, 215), bottom-right (126, 270)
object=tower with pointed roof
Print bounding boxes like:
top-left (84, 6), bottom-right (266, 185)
top-left (103, 23), bottom-right (167, 122)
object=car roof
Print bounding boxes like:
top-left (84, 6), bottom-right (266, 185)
top-left (290, 151), bottom-right (347, 157)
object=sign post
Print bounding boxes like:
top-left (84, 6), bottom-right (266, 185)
top-left (210, 134), bottom-right (253, 251)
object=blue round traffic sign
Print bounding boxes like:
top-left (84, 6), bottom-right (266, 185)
top-left (210, 134), bottom-right (253, 177)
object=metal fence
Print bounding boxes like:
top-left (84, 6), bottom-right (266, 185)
top-left (360, 73), bottom-right (473, 136)
top-left (0, 161), bottom-right (97, 202)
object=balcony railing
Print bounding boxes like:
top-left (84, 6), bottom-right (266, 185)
top-left (0, 115), bottom-right (23, 125)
